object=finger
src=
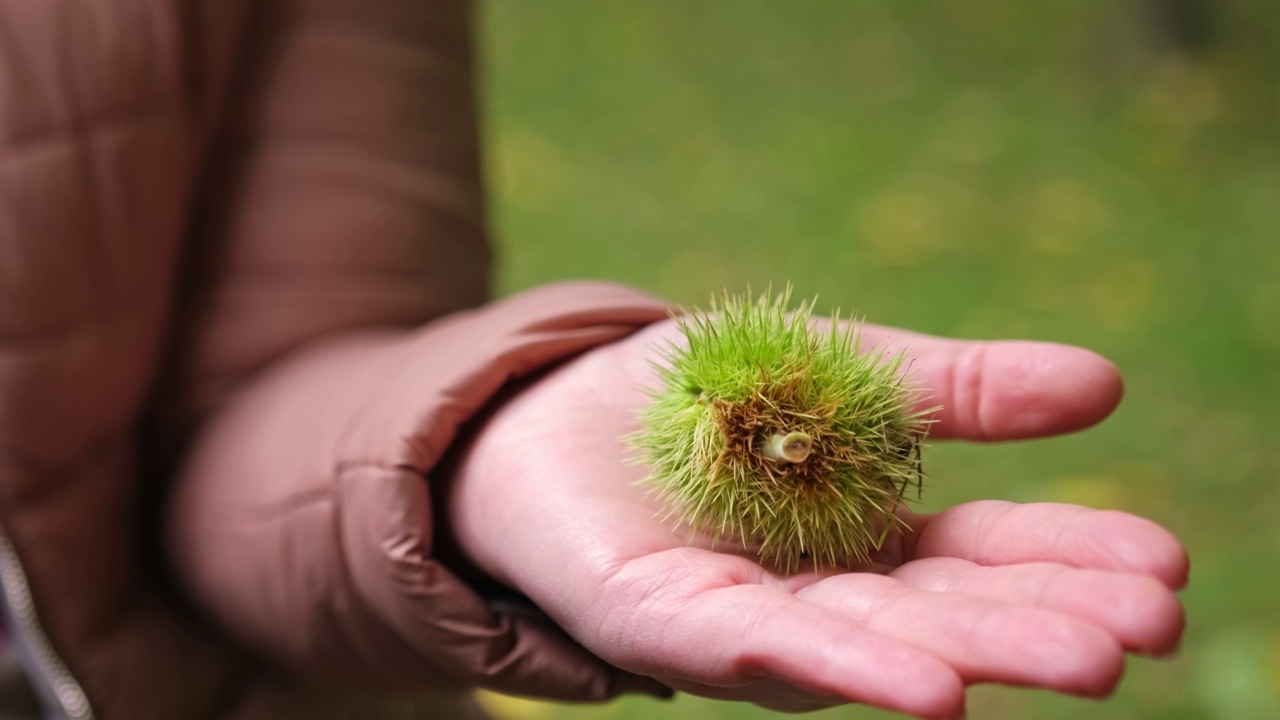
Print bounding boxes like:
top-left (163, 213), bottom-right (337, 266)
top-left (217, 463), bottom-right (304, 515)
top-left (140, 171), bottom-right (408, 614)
top-left (798, 573), bottom-right (1125, 697)
top-left (891, 558), bottom-right (1186, 657)
top-left (858, 326), bottom-right (1125, 441)
top-left (595, 554), bottom-right (965, 719)
top-left (907, 501), bottom-right (1190, 589)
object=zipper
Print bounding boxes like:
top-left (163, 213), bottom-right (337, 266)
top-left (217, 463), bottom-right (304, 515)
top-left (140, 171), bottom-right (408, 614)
top-left (0, 526), bottom-right (94, 720)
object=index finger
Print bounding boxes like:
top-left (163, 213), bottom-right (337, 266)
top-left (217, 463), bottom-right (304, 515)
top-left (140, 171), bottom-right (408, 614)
top-left (859, 325), bottom-right (1125, 442)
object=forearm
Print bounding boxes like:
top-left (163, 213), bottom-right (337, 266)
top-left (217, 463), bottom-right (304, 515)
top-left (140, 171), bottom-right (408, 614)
top-left (165, 283), bottom-right (671, 697)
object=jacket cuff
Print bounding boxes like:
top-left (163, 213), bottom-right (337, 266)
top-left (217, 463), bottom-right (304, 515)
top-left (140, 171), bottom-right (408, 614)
top-left (166, 282), bottom-right (671, 700)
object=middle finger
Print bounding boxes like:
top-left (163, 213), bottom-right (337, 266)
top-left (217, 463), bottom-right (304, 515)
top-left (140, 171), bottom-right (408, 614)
top-left (796, 573), bottom-right (1124, 696)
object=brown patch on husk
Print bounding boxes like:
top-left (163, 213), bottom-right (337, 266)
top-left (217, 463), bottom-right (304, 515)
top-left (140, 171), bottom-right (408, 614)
top-left (709, 377), bottom-right (912, 500)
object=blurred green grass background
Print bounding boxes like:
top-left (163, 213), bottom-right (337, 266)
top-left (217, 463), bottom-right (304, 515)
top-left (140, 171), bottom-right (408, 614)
top-left (478, 1), bottom-right (1280, 718)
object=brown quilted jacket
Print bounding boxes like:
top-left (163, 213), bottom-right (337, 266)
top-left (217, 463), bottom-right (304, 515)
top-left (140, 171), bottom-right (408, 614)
top-left (0, 1), bottom-right (668, 717)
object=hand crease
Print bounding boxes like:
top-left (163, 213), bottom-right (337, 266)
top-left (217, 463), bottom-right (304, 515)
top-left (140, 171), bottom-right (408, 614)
top-left (958, 344), bottom-right (991, 442)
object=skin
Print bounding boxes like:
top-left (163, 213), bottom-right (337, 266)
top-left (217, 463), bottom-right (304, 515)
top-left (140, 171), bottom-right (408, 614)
top-left (448, 319), bottom-right (1188, 719)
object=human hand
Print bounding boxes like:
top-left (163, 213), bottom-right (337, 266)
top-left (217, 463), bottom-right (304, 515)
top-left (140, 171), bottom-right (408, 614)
top-left (448, 319), bottom-right (1187, 718)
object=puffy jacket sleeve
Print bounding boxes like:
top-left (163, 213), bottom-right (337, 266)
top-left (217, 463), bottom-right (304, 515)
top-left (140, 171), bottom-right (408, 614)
top-left (168, 0), bottom-right (492, 421)
top-left (167, 282), bottom-right (672, 700)
top-left (160, 0), bottom-right (673, 705)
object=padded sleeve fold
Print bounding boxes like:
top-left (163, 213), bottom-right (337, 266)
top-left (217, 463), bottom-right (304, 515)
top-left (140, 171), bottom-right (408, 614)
top-left (167, 282), bottom-right (672, 701)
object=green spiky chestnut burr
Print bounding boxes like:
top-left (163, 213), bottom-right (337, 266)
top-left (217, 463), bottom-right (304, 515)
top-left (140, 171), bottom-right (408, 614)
top-left (632, 290), bottom-right (934, 572)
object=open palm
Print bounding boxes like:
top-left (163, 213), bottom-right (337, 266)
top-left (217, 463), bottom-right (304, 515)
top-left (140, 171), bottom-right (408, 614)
top-left (449, 320), bottom-right (1187, 719)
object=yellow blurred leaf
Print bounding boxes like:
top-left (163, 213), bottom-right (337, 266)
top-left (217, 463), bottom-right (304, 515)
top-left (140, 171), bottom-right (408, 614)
top-left (474, 692), bottom-right (558, 720)
top-left (857, 190), bottom-right (944, 267)
top-left (1086, 258), bottom-right (1158, 332)
top-left (493, 127), bottom-right (564, 211)
top-left (1019, 180), bottom-right (1110, 257)
top-left (1041, 475), bottom-right (1130, 510)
